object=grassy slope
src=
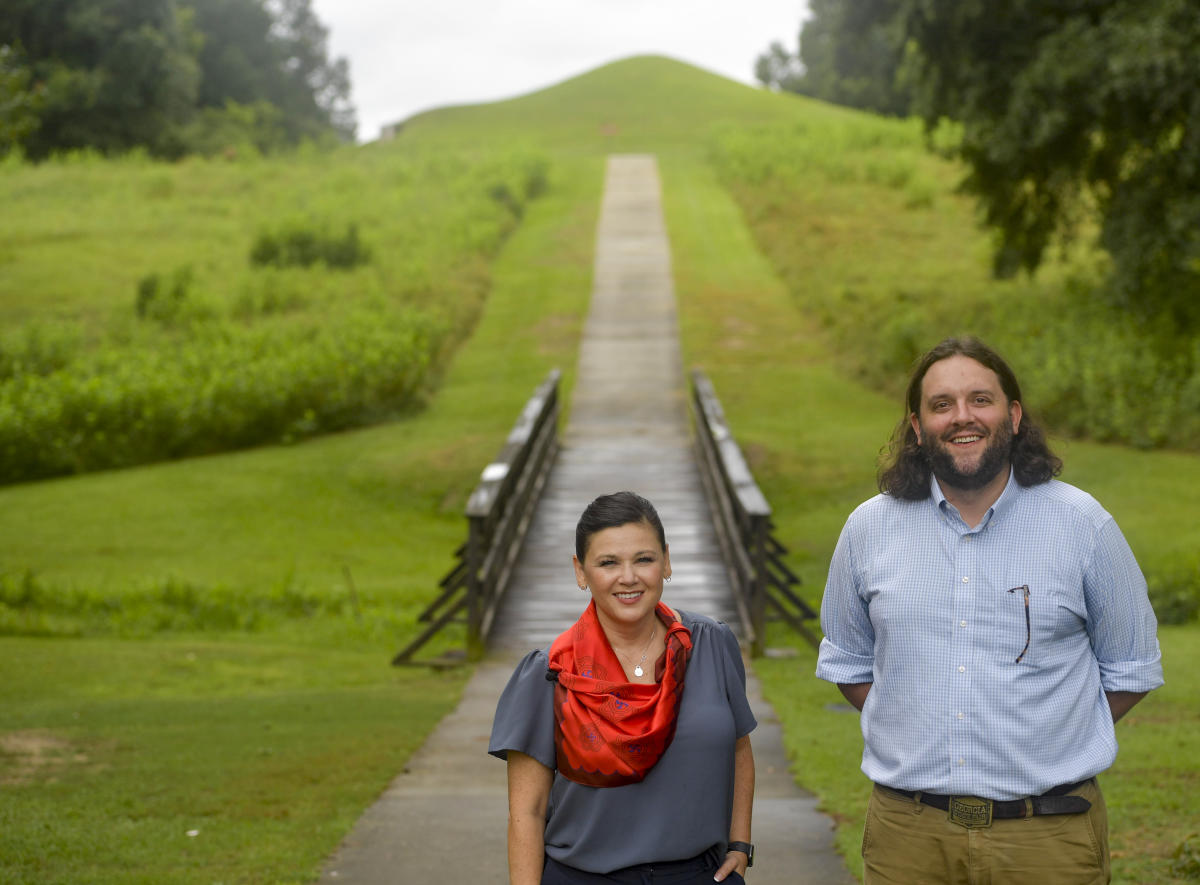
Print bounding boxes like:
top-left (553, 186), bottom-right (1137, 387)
top-left (0, 144), bottom-right (599, 882)
top-left (2, 54), bottom-right (1196, 882)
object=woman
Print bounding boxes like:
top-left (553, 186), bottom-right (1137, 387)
top-left (489, 491), bottom-right (756, 884)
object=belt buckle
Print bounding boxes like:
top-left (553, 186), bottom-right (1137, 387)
top-left (947, 796), bottom-right (993, 829)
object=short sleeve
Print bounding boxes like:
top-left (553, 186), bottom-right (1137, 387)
top-left (488, 649), bottom-right (556, 769)
top-left (716, 621), bottom-right (757, 738)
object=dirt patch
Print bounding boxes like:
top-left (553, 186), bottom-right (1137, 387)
top-left (0, 730), bottom-right (89, 786)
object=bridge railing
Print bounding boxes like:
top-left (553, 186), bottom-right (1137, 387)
top-left (392, 369), bottom-right (561, 666)
top-left (689, 368), bottom-right (819, 656)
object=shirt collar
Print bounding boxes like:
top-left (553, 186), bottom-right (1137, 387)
top-left (930, 467), bottom-right (1019, 532)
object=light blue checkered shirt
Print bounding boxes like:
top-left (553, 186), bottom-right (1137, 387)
top-left (816, 471), bottom-right (1163, 801)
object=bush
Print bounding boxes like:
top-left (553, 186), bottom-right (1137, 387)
top-left (0, 322), bottom-right (81, 381)
top-left (1147, 565), bottom-right (1200, 625)
top-left (250, 220), bottom-right (371, 269)
top-left (0, 308), bottom-right (447, 483)
top-left (135, 265), bottom-right (194, 322)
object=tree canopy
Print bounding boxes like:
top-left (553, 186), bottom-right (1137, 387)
top-left (759, 0), bottom-right (1200, 325)
top-left (0, 0), bottom-right (354, 159)
top-left (901, 0), bottom-right (1200, 324)
top-left (755, 0), bottom-right (911, 117)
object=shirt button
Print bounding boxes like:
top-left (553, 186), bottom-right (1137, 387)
top-left (958, 665), bottom-right (966, 673)
top-left (960, 620), bottom-right (967, 628)
top-left (958, 758), bottom-right (965, 766)
top-left (962, 576), bottom-right (970, 583)
top-left (957, 712), bottom-right (965, 720)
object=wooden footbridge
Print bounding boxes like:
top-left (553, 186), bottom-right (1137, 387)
top-left (322, 156), bottom-right (854, 885)
top-left (394, 154), bottom-right (817, 665)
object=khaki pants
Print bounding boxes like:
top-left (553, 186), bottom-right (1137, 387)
top-left (862, 779), bottom-right (1110, 885)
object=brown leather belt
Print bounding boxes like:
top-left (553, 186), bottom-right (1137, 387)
top-left (879, 779), bottom-right (1093, 828)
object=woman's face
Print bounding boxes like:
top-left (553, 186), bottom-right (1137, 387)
top-left (573, 520), bottom-right (671, 634)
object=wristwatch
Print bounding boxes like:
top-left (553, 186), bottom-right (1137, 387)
top-left (727, 841), bottom-right (754, 868)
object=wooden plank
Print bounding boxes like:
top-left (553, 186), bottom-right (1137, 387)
top-left (489, 155), bottom-right (742, 652)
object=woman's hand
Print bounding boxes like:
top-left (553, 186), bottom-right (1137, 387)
top-left (714, 849), bottom-right (748, 881)
top-left (715, 734), bottom-right (755, 880)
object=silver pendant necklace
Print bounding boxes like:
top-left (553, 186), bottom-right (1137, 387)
top-left (620, 622), bottom-right (658, 678)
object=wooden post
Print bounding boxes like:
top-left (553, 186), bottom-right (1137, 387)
top-left (466, 514), bottom-right (486, 660)
top-left (747, 514), bottom-right (768, 658)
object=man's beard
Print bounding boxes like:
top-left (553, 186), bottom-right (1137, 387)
top-left (921, 420), bottom-right (1014, 491)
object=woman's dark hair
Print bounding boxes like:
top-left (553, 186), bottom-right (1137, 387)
top-left (878, 336), bottom-right (1062, 499)
top-left (575, 491), bottom-right (666, 561)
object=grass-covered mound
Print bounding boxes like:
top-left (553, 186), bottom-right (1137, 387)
top-left (0, 145), bottom-right (548, 483)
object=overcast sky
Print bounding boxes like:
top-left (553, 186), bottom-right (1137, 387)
top-left (310, 1), bottom-right (809, 142)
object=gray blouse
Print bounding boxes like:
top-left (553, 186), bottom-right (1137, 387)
top-left (488, 610), bottom-right (757, 874)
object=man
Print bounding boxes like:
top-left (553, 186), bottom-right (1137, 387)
top-left (816, 336), bottom-right (1163, 884)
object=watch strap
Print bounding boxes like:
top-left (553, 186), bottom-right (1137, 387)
top-left (727, 840), bottom-right (754, 867)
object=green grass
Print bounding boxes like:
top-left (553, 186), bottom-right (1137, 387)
top-left (0, 143), bottom-right (550, 482)
top-left (656, 120), bottom-right (1199, 884)
top-left (400, 54), bottom-right (802, 158)
top-left (0, 636), bottom-right (467, 885)
top-left (2, 53), bottom-right (1197, 883)
top-left (0, 153), bottom-right (600, 643)
top-left (0, 145), bottom-right (600, 882)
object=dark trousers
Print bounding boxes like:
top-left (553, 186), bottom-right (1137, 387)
top-left (542, 846), bottom-right (745, 884)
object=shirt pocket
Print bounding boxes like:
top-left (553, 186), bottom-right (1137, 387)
top-left (987, 578), bottom-right (1086, 669)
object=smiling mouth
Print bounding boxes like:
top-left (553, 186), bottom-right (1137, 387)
top-left (951, 434), bottom-right (984, 445)
top-left (614, 591), bottom-right (643, 600)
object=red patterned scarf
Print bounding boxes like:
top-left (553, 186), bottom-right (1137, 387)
top-left (546, 600), bottom-right (692, 787)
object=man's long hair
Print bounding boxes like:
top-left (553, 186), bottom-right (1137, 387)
top-left (878, 337), bottom-right (1063, 500)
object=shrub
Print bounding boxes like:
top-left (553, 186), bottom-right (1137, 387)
top-left (0, 308), bottom-right (447, 483)
top-left (250, 220), bottom-right (371, 269)
top-left (1147, 565), bottom-right (1200, 625)
top-left (0, 323), bottom-right (81, 381)
top-left (135, 265), bottom-right (194, 322)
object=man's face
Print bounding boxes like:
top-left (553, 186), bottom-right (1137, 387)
top-left (910, 355), bottom-right (1023, 493)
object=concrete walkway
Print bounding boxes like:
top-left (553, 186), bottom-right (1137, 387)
top-left (316, 156), bottom-right (853, 884)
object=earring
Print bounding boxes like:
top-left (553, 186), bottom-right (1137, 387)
top-left (579, 585), bottom-right (589, 593)
top-left (665, 575), bottom-right (672, 583)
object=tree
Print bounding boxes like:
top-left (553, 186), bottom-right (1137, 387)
top-left (899, 0), bottom-right (1200, 324)
top-left (0, 0), bottom-right (355, 158)
top-left (0, 43), bottom-right (43, 153)
top-left (0, 0), bottom-right (200, 158)
top-left (188, 0), bottom-right (355, 144)
top-left (755, 0), bottom-right (911, 117)
top-left (266, 0), bottom-right (354, 141)
top-left (754, 40), bottom-right (804, 93)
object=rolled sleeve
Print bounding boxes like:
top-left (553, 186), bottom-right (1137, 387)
top-left (816, 637), bottom-right (875, 684)
top-left (815, 519), bottom-right (875, 685)
top-left (1084, 518), bottom-right (1164, 694)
